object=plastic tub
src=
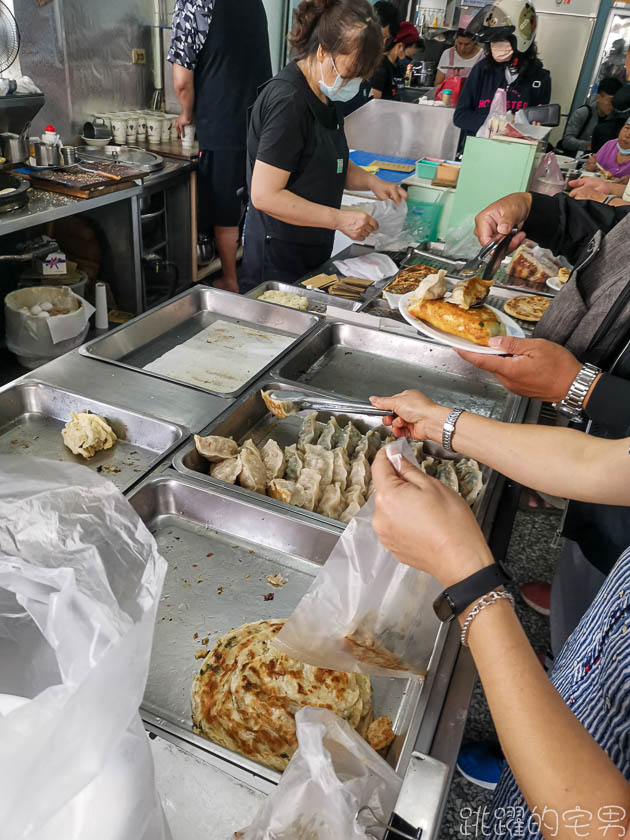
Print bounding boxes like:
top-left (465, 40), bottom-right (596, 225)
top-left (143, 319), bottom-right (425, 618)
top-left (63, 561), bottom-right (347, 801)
top-left (415, 159), bottom-right (440, 180)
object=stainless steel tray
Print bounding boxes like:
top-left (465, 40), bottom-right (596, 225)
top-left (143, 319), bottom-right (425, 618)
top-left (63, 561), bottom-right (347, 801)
top-left (79, 286), bottom-right (320, 399)
top-left (0, 381), bottom-right (187, 493)
top-left (273, 321), bottom-right (519, 418)
top-left (173, 380), bottom-right (395, 531)
top-left (130, 471), bottom-right (447, 784)
top-left (246, 280), bottom-right (364, 313)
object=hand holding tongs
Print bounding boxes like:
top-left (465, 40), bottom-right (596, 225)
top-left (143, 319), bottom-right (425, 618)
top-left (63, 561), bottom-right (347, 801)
top-left (265, 390), bottom-right (396, 418)
top-left (459, 228), bottom-right (519, 309)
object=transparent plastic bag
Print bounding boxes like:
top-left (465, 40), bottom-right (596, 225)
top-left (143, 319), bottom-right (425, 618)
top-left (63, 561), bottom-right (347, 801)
top-left (476, 88), bottom-right (510, 138)
top-left (275, 440), bottom-right (442, 679)
top-left (443, 214), bottom-right (480, 260)
top-left (530, 151), bottom-right (565, 196)
top-left (237, 707), bottom-right (402, 840)
top-left (0, 457), bottom-right (170, 840)
top-left (364, 198), bottom-right (408, 249)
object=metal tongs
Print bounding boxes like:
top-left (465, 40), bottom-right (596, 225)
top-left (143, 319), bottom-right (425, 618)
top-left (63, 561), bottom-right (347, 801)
top-left (265, 390), bottom-right (395, 418)
top-left (458, 228), bottom-right (519, 309)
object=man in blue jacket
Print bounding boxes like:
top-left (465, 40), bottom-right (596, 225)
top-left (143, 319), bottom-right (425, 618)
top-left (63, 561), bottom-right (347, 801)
top-left (454, 0), bottom-right (551, 147)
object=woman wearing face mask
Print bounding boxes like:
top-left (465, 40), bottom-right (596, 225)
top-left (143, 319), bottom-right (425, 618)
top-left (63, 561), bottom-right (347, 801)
top-left (584, 118), bottom-right (630, 181)
top-left (239, 0), bottom-right (406, 293)
top-left (453, 0), bottom-right (551, 148)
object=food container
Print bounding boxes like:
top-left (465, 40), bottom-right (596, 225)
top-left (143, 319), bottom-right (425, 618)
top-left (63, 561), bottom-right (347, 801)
top-left (415, 159), bottom-right (440, 180)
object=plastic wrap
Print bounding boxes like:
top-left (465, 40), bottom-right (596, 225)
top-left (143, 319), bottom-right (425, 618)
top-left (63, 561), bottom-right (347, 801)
top-left (237, 707), bottom-right (402, 840)
top-left (275, 440), bottom-right (442, 679)
top-left (476, 88), bottom-right (510, 138)
top-left (364, 199), bottom-right (408, 250)
top-left (0, 457), bottom-right (170, 840)
top-left (530, 151), bottom-right (565, 196)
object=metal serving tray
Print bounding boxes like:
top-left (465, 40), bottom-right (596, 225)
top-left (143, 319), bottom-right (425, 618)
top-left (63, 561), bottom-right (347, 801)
top-left (0, 381), bottom-right (187, 492)
top-left (246, 280), bottom-right (364, 313)
top-left (79, 286), bottom-right (320, 399)
top-left (130, 471), bottom-right (447, 784)
top-left (174, 380), bottom-right (394, 531)
top-left (274, 321), bottom-right (518, 418)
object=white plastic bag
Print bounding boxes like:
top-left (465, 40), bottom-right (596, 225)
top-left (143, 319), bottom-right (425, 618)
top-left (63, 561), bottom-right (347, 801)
top-left (443, 214), bottom-right (480, 260)
top-left (333, 252), bottom-right (399, 282)
top-left (364, 199), bottom-right (408, 249)
top-left (275, 440), bottom-right (442, 679)
top-left (0, 457), bottom-right (170, 840)
top-left (237, 707), bottom-right (402, 840)
top-left (476, 87), bottom-right (510, 138)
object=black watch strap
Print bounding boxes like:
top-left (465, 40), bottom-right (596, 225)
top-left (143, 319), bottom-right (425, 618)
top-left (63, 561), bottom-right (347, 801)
top-left (433, 564), bottom-right (511, 622)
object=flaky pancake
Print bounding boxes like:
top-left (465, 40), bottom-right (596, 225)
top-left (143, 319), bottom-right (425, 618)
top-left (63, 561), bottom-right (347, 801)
top-left (191, 619), bottom-right (373, 772)
top-left (408, 299), bottom-right (507, 346)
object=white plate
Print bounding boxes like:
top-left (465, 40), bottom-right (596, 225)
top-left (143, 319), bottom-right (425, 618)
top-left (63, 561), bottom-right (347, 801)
top-left (546, 276), bottom-right (563, 291)
top-left (398, 294), bottom-right (525, 355)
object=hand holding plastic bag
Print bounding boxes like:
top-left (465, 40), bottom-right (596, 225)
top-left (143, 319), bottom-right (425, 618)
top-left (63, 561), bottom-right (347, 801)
top-left (237, 707), bottom-right (402, 840)
top-left (275, 440), bottom-right (442, 679)
top-left (0, 457), bottom-right (169, 840)
top-left (364, 198), bottom-right (408, 249)
top-left (476, 87), bottom-right (510, 138)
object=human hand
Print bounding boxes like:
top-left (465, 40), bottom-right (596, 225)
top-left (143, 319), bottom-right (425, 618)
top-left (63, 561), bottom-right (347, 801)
top-left (369, 390), bottom-right (449, 442)
top-left (455, 336), bottom-right (582, 402)
top-left (335, 209), bottom-right (379, 241)
top-left (568, 176), bottom-right (610, 195)
top-left (569, 185), bottom-right (609, 202)
top-left (371, 449), bottom-right (493, 588)
top-left (371, 178), bottom-right (407, 206)
top-left (584, 155), bottom-right (598, 172)
top-left (175, 112), bottom-right (192, 138)
top-left (474, 193), bottom-right (532, 248)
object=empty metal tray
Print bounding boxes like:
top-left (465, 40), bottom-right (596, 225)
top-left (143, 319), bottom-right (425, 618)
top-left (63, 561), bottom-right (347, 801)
top-left (79, 285), bottom-right (320, 399)
top-left (130, 471), bottom-right (448, 784)
top-left (246, 280), bottom-right (365, 313)
top-left (274, 321), bottom-right (519, 419)
top-left (0, 381), bottom-right (187, 492)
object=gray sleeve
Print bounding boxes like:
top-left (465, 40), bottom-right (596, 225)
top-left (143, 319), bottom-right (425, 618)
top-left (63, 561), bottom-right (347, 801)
top-left (562, 105), bottom-right (592, 154)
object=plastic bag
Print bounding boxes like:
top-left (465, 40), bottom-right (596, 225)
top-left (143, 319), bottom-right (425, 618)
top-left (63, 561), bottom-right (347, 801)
top-left (530, 151), bottom-right (565, 196)
top-left (333, 252), bottom-right (399, 283)
top-left (443, 214), bottom-right (480, 260)
top-left (0, 457), bottom-right (170, 840)
top-left (476, 87), bottom-right (510, 138)
top-left (364, 199), bottom-right (408, 250)
top-left (237, 707), bottom-right (402, 840)
top-left (275, 440), bottom-right (442, 679)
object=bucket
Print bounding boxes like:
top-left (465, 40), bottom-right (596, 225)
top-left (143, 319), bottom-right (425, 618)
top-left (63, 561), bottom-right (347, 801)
top-left (5, 286), bottom-right (94, 369)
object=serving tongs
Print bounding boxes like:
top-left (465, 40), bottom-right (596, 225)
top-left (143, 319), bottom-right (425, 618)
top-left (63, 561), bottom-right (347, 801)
top-left (459, 228), bottom-right (519, 309)
top-left (265, 390), bottom-right (395, 418)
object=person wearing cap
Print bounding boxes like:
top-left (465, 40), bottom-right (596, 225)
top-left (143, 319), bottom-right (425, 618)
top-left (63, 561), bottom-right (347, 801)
top-left (395, 21), bottom-right (424, 73)
top-left (585, 117), bottom-right (630, 180)
top-left (434, 28), bottom-right (484, 88)
top-left (454, 0), bottom-right (551, 146)
top-left (370, 22), bottom-right (420, 100)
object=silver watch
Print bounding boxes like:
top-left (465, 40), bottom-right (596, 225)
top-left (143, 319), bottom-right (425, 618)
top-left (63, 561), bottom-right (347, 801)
top-left (558, 363), bottom-right (601, 421)
top-left (442, 408), bottom-right (465, 452)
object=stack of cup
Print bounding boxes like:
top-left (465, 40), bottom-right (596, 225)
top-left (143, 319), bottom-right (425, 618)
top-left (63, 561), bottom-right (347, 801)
top-left (111, 114), bottom-right (127, 144)
top-left (147, 112), bottom-right (163, 145)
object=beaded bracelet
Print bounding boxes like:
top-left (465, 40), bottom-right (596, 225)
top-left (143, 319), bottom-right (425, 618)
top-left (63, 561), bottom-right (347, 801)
top-left (460, 589), bottom-right (515, 647)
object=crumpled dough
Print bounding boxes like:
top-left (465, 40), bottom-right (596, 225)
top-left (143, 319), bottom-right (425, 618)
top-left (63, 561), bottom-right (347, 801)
top-left (61, 411), bottom-right (117, 459)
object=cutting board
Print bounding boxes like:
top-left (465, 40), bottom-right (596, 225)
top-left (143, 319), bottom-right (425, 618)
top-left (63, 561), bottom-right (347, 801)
top-left (17, 162), bottom-right (147, 198)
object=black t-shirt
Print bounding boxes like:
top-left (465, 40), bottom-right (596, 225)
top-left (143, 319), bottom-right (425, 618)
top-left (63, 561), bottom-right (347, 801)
top-left (247, 61), bottom-right (341, 189)
top-left (370, 56), bottom-right (400, 101)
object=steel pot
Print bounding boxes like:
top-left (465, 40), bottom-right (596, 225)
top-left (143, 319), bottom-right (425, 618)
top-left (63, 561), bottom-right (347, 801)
top-left (1, 132), bottom-right (29, 164)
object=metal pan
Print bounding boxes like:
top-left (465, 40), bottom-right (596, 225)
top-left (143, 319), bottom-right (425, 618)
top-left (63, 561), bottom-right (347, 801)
top-left (273, 321), bottom-right (519, 418)
top-left (0, 380), bottom-right (187, 493)
top-left (246, 280), bottom-right (365, 313)
top-left (129, 470), bottom-right (449, 784)
top-left (79, 286), bottom-right (320, 399)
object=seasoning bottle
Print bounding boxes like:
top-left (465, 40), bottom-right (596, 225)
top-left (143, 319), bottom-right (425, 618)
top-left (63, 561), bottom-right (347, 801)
top-left (442, 89), bottom-right (452, 107)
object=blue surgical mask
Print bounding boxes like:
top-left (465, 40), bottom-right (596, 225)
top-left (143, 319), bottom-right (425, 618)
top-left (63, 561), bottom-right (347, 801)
top-left (319, 56), bottom-right (362, 102)
top-left (617, 141), bottom-right (630, 155)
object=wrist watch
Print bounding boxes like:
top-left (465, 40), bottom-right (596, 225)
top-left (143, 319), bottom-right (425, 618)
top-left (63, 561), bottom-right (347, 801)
top-left (442, 408), bottom-right (465, 453)
top-left (433, 564), bottom-right (511, 622)
top-left (603, 195), bottom-right (614, 205)
top-left (558, 363), bottom-right (601, 421)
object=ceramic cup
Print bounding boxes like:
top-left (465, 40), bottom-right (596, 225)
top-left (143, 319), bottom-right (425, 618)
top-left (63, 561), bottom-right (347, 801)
top-left (111, 115), bottom-right (127, 144)
top-left (182, 124), bottom-right (195, 147)
top-left (135, 113), bottom-right (147, 138)
top-left (147, 114), bottom-right (163, 144)
top-left (125, 113), bottom-right (138, 143)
